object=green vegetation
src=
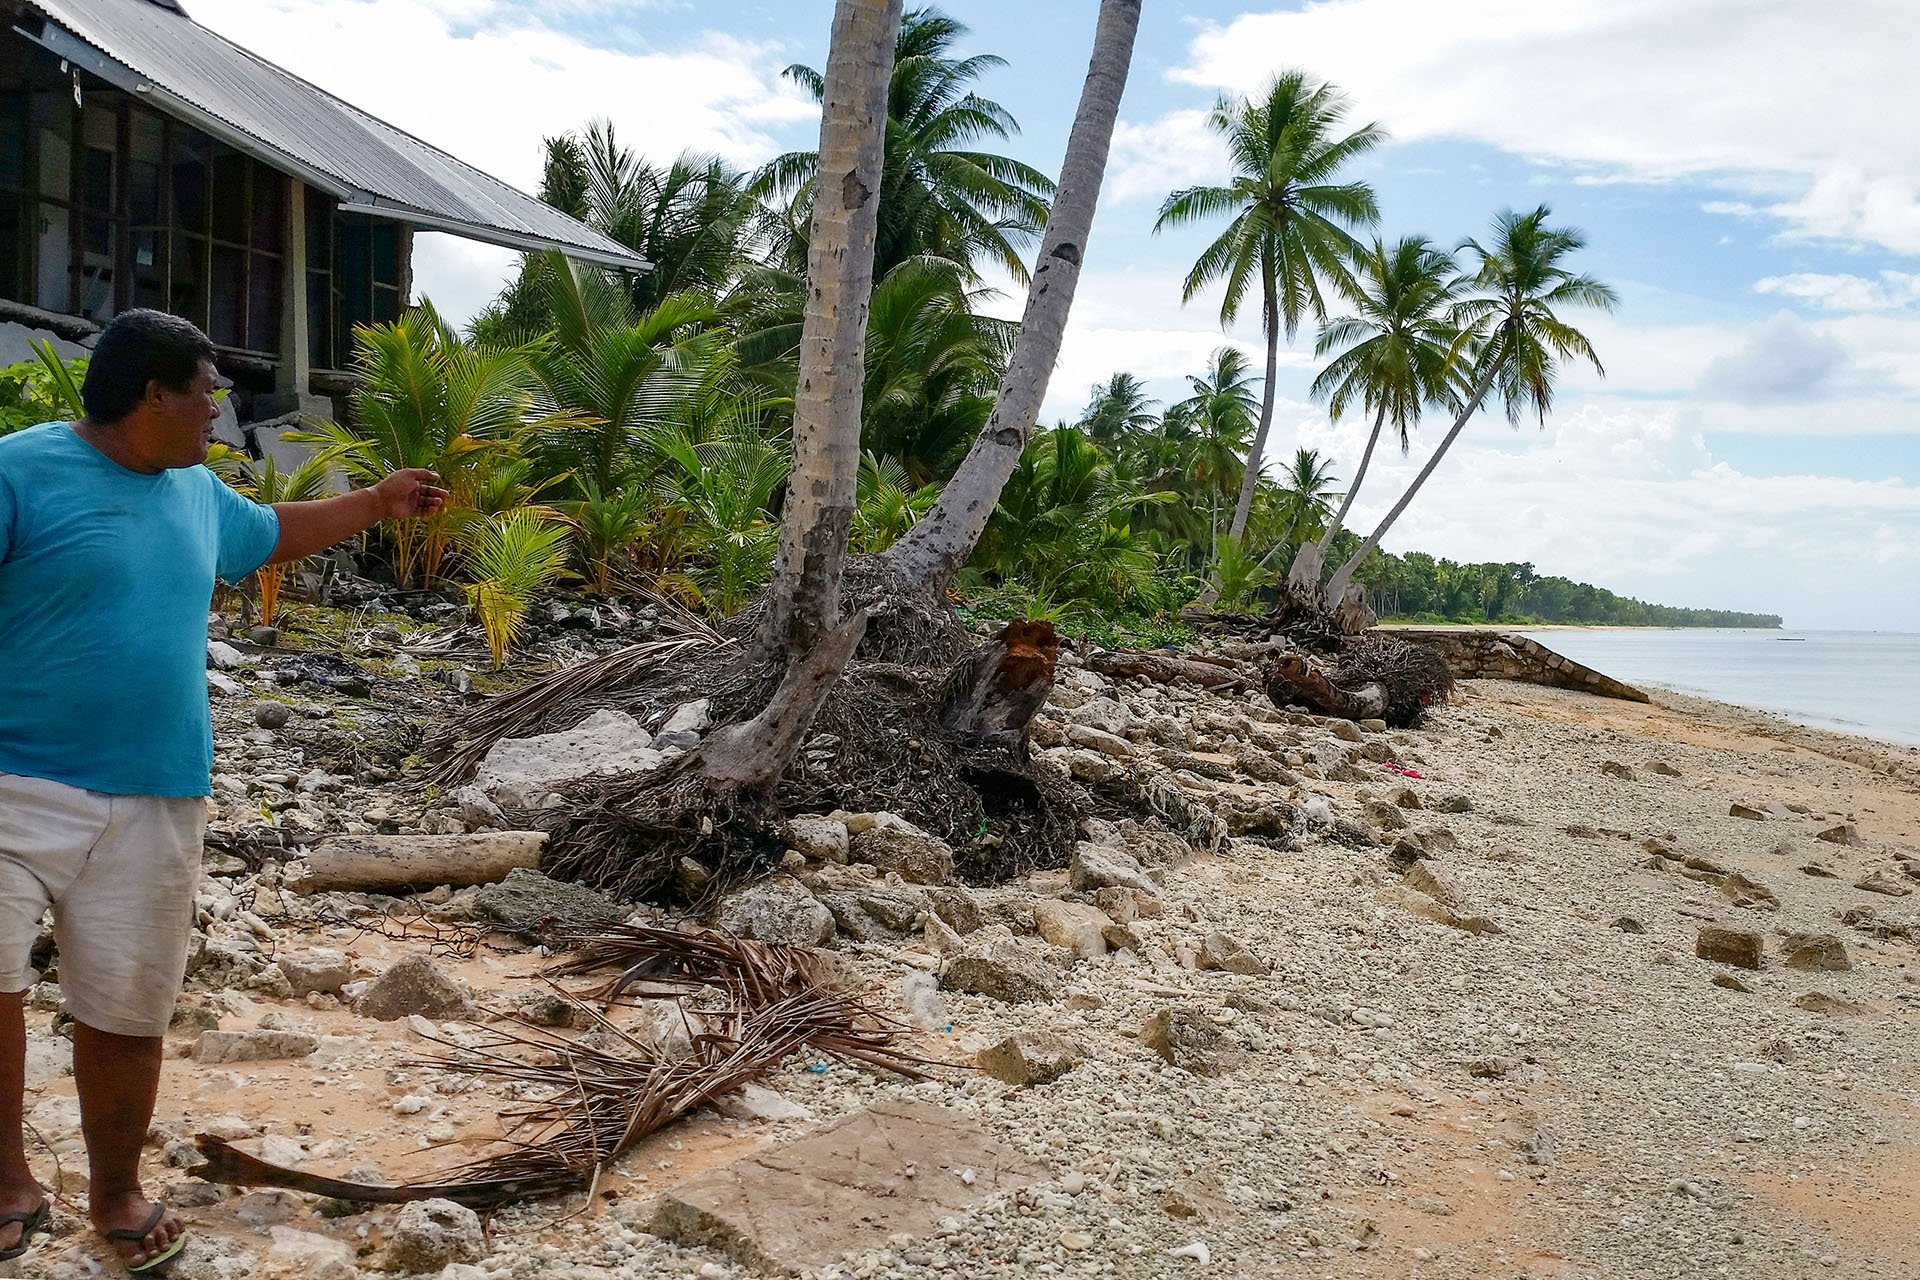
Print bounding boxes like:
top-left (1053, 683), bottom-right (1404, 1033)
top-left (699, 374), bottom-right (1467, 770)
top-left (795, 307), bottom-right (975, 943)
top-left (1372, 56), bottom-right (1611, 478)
top-left (0, 10), bottom-right (1757, 658)
top-left (1355, 552), bottom-right (1782, 628)
top-left (0, 340), bottom-right (86, 435)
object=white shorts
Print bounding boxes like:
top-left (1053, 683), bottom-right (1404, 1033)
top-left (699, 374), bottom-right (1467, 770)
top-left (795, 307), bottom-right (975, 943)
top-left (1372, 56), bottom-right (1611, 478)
top-left (0, 770), bottom-right (205, 1037)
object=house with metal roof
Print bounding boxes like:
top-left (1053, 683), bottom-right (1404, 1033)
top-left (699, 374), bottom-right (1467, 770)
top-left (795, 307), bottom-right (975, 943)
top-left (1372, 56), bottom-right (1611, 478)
top-left (0, 0), bottom-right (647, 426)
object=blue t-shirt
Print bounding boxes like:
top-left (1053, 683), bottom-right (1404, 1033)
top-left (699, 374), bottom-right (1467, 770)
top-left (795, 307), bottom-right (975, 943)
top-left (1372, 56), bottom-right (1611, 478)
top-left (0, 422), bottom-right (281, 796)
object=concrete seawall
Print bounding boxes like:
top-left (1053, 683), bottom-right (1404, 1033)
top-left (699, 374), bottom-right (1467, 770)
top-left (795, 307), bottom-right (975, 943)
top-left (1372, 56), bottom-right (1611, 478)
top-left (1388, 628), bottom-right (1651, 704)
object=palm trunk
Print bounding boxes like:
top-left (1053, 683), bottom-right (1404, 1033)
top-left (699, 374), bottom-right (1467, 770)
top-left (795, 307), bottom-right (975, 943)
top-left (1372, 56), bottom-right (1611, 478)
top-left (1287, 401), bottom-right (1386, 594)
top-left (763, 0), bottom-right (902, 658)
top-left (1226, 268), bottom-right (1280, 543)
top-left (1322, 365), bottom-right (1498, 610)
top-left (696, 0), bottom-right (898, 794)
top-left (883, 0), bottom-right (1142, 593)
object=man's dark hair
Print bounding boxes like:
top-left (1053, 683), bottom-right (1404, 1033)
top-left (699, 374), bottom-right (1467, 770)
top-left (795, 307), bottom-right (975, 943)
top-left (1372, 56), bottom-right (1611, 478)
top-left (80, 309), bottom-right (218, 423)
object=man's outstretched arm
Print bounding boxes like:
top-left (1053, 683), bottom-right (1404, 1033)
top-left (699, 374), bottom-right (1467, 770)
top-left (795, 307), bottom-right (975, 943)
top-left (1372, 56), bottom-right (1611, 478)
top-left (269, 469), bottom-right (448, 563)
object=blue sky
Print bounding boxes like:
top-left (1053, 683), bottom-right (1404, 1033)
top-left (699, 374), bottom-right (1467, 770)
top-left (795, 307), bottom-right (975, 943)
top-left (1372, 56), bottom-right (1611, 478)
top-left (190, 0), bottom-right (1920, 629)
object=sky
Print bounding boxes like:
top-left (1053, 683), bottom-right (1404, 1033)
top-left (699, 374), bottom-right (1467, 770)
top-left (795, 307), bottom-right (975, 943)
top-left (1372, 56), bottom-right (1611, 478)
top-left (184, 0), bottom-right (1920, 630)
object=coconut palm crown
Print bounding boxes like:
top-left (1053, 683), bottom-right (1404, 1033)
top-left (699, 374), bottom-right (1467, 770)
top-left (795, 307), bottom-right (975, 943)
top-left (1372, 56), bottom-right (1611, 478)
top-left (1154, 70), bottom-right (1385, 546)
top-left (754, 7), bottom-right (1056, 285)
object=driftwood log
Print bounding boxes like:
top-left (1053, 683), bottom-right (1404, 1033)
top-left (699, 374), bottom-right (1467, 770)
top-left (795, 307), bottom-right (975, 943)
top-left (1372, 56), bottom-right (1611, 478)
top-left (1087, 649), bottom-right (1254, 691)
top-left (1262, 652), bottom-right (1388, 721)
top-left (939, 620), bottom-right (1061, 747)
top-left (292, 832), bottom-right (545, 893)
top-left (1260, 635), bottom-right (1454, 729)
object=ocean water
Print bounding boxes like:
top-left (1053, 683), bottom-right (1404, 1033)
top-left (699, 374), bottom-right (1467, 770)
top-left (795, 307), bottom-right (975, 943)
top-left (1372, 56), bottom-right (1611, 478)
top-left (1514, 629), bottom-right (1920, 746)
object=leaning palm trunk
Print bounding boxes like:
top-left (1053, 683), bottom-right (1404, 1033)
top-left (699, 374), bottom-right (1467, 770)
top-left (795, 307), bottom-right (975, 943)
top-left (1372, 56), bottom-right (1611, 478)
top-left (699, 0), bottom-right (900, 789)
top-left (1322, 365), bottom-right (1498, 612)
top-left (883, 0), bottom-right (1142, 594)
top-left (1287, 401), bottom-right (1386, 594)
top-left (761, 0), bottom-right (901, 657)
top-left (1226, 273), bottom-right (1281, 544)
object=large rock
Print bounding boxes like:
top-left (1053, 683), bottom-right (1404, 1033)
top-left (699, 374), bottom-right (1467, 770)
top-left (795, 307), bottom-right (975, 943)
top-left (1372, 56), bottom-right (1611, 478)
top-left (1816, 823), bottom-right (1862, 847)
top-left (1069, 842), bottom-right (1158, 896)
top-left (1031, 900), bottom-right (1110, 960)
top-left (267, 1226), bottom-right (356, 1280)
top-left (474, 709), bottom-right (663, 809)
top-left (924, 886), bottom-right (985, 934)
top-left (353, 955), bottom-right (476, 1022)
top-left (849, 823), bottom-right (954, 885)
top-left (1362, 799), bottom-right (1409, 832)
top-left (1855, 869), bottom-right (1913, 897)
top-left (1197, 931), bottom-right (1269, 976)
top-left (193, 1029), bottom-right (319, 1064)
top-left (473, 869), bottom-right (620, 936)
top-left (1142, 1008), bottom-right (1247, 1077)
top-left (1780, 932), bottom-right (1851, 972)
top-left (717, 880), bottom-right (836, 947)
top-left (1068, 697), bottom-right (1131, 735)
top-left (1066, 725), bottom-right (1134, 758)
top-left (940, 930), bottom-right (1063, 1004)
top-left (385, 1199), bottom-right (485, 1271)
top-left (653, 1101), bottom-right (1040, 1275)
top-left (276, 949), bottom-right (352, 998)
top-left (976, 1031), bottom-right (1084, 1086)
top-left (1403, 860), bottom-right (1471, 913)
top-left (1696, 925), bottom-right (1765, 970)
top-left (782, 816), bottom-right (851, 863)
top-left (855, 889), bottom-right (926, 933)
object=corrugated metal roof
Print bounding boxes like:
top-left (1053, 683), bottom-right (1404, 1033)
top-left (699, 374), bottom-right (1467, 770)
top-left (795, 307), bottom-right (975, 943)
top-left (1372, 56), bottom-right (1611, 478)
top-left (18, 0), bottom-right (649, 271)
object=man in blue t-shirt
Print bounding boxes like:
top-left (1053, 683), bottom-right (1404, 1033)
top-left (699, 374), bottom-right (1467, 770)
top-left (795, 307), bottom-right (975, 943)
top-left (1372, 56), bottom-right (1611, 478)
top-left (0, 310), bottom-right (446, 1271)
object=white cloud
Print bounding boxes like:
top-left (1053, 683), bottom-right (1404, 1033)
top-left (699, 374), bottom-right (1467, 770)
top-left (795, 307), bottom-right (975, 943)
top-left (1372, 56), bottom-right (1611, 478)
top-left (1107, 109), bottom-right (1227, 204)
top-left (1698, 312), bottom-right (1847, 405)
top-left (1166, 0), bottom-right (1920, 255)
top-left (409, 233), bottom-right (520, 327)
top-left (1756, 271), bottom-right (1920, 313)
top-left (1288, 403), bottom-right (1920, 628)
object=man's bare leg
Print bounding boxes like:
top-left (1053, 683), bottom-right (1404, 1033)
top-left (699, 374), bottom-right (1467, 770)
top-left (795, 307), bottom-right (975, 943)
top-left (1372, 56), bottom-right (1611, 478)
top-left (72, 1021), bottom-right (181, 1266)
top-left (0, 992), bottom-right (47, 1252)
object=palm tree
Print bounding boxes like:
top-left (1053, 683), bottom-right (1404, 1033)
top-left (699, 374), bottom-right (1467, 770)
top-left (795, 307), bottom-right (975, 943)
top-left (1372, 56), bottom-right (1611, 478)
top-left (1076, 372), bottom-right (1159, 446)
top-left (646, 421), bottom-right (790, 616)
top-left (1154, 70), bottom-right (1384, 549)
top-left (883, 0), bottom-right (1141, 595)
top-left (1288, 235), bottom-right (1463, 595)
top-left (699, 0), bottom-right (903, 799)
top-left (976, 426), bottom-right (1167, 610)
top-left (1165, 346), bottom-right (1258, 554)
top-left (860, 257), bottom-right (1014, 481)
top-left (293, 306), bottom-right (550, 587)
top-left (478, 129), bottom-right (759, 338)
top-left (1322, 206), bottom-right (1619, 610)
top-left (754, 6), bottom-right (1056, 285)
top-left (1264, 446), bottom-right (1342, 556)
top-left (519, 251), bottom-right (720, 498)
top-left (212, 452), bottom-right (337, 625)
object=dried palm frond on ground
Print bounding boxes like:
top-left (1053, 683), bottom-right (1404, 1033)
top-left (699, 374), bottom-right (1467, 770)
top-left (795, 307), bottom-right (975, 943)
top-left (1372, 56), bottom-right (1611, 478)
top-left (421, 627), bottom-right (729, 791)
top-left (191, 924), bottom-right (934, 1210)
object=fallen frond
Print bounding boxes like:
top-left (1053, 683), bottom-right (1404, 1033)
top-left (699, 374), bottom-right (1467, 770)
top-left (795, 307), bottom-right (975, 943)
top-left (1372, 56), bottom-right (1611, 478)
top-left (421, 618), bottom-right (729, 792)
top-left (190, 923), bottom-right (936, 1210)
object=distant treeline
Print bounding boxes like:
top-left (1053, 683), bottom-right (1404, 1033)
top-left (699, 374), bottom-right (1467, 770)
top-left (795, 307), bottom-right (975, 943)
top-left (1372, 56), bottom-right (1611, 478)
top-left (1345, 549), bottom-right (1781, 628)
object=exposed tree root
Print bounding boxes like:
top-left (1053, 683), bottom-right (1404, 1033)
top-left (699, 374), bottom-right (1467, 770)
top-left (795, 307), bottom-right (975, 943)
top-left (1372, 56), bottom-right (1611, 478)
top-left (1262, 634), bottom-right (1455, 729)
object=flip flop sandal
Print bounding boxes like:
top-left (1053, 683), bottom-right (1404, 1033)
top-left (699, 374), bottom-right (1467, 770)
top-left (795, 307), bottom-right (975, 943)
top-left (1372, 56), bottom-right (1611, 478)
top-left (0, 1199), bottom-right (50, 1262)
top-left (103, 1205), bottom-right (189, 1275)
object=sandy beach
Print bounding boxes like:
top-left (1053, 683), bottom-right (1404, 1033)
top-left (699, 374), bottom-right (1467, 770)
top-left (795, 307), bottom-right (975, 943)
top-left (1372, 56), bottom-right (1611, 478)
top-left (14, 667), bottom-right (1920, 1280)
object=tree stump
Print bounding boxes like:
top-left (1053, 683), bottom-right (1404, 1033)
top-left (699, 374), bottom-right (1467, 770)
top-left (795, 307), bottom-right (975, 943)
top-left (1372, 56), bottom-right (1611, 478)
top-left (938, 620), bottom-right (1061, 748)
